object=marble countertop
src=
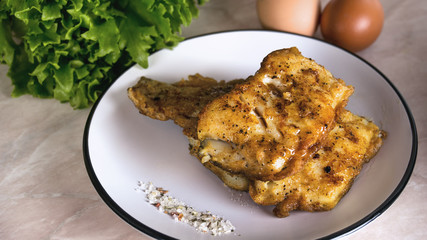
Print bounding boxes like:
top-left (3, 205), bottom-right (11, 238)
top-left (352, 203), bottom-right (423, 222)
top-left (1, 0), bottom-right (425, 239)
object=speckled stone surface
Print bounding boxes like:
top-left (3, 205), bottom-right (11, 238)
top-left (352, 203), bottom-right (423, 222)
top-left (1, 0), bottom-right (426, 239)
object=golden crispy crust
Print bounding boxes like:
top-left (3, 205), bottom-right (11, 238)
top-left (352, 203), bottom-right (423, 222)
top-left (197, 47), bottom-right (354, 181)
top-left (249, 110), bottom-right (385, 217)
top-left (127, 47), bottom-right (384, 218)
top-left (128, 74), bottom-right (244, 139)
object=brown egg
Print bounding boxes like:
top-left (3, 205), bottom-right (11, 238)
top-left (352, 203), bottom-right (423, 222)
top-left (320, 0), bottom-right (384, 52)
top-left (256, 0), bottom-right (321, 36)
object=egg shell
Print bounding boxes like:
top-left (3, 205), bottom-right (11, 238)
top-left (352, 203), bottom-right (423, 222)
top-left (320, 0), bottom-right (384, 52)
top-left (256, 0), bottom-right (321, 36)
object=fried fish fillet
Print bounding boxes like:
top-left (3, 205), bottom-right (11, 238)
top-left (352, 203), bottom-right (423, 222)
top-left (128, 74), bottom-right (252, 189)
top-left (128, 73), bottom-right (251, 190)
top-left (127, 47), bottom-right (384, 218)
top-left (196, 47), bottom-right (354, 181)
top-left (128, 74), bottom-right (244, 139)
top-left (249, 110), bottom-right (385, 217)
top-left (127, 74), bottom-right (385, 217)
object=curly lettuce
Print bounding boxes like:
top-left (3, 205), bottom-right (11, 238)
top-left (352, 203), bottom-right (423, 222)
top-left (0, 0), bottom-right (208, 108)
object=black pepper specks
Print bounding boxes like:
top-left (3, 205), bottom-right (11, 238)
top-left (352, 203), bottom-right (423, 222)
top-left (324, 166), bottom-right (331, 173)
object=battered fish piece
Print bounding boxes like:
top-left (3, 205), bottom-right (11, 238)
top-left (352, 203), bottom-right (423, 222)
top-left (127, 48), bottom-right (384, 218)
top-left (197, 47), bottom-right (354, 181)
top-left (128, 74), bottom-right (250, 190)
top-left (128, 76), bottom-right (384, 217)
top-left (249, 110), bottom-right (385, 217)
top-left (128, 74), bottom-right (244, 139)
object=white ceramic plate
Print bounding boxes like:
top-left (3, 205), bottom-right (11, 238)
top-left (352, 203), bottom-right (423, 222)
top-left (83, 31), bottom-right (417, 240)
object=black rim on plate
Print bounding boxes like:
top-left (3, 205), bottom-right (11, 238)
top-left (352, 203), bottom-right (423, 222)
top-left (82, 30), bottom-right (418, 240)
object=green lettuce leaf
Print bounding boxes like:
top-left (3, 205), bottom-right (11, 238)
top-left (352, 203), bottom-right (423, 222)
top-left (0, 0), bottom-right (208, 109)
